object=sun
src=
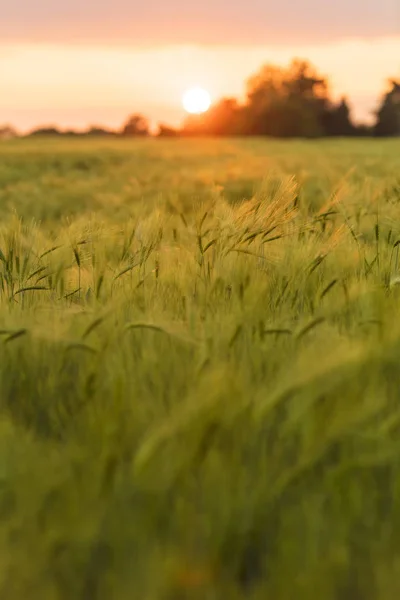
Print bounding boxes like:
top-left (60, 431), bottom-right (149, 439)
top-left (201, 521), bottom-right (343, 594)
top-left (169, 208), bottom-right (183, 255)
top-left (182, 87), bottom-right (211, 114)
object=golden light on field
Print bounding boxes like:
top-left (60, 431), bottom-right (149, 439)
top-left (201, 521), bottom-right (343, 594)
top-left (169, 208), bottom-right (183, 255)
top-left (182, 87), bottom-right (211, 114)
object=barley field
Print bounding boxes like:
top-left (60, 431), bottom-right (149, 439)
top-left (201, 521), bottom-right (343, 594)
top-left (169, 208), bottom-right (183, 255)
top-left (1, 136), bottom-right (400, 599)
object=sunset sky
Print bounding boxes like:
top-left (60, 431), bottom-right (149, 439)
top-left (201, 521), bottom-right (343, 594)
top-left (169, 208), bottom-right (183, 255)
top-left (1, 0), bottom-right (399, 131)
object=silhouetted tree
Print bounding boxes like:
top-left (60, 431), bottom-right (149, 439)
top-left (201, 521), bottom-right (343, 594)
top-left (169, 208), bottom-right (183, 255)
top-left (0, 125), bottom-right (17, 139)
top-left (28, 126), bottom-right (62, 136)
top-left (157, 123), bottom-right (179, 137)
top-left (64, 130), bottom-right (83, 137)
top-left (206, 98), bottom-right (244, 135)
top-left (374, 79), bottom-right (400, 137)
top-left (179, 59), bottom-right (361, 138)
top-left (121, 114), bottom-right (149, 136)
top-left (323, 97), bottom-right (355, 136)
top-left (182, 98), bottom-right (243, 136)
top-left (86, 126), bottom-right (115, 136)
top-left (243, 64), bottom-right (286, 135)
top-left (243, 59), bottom-right (332, 137)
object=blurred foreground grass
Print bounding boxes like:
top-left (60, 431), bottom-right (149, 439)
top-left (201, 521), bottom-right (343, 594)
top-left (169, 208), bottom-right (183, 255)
top-left (0, 137), bottom-right (400, 598)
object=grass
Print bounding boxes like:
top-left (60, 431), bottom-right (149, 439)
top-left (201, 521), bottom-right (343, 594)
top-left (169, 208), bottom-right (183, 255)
top-left (1, 136), bottom-right (400, 598)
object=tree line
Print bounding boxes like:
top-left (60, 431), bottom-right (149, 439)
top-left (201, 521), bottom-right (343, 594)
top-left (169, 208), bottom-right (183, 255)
top-left (174, 59), bottom-right (400, 138)
top-left (2, 58), bottom-right (399, 140)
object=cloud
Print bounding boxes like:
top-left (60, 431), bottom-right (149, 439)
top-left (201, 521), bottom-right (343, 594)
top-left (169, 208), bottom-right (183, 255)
top-left (1, 0), bottom-right (399, 46)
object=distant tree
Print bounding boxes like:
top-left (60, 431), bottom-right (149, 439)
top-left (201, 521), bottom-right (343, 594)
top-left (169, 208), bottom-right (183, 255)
top-left (121, 114), bottom-right (149, 136)
top-left (179, 60), bottom-right (340, 138)
top-left (285, 59), bottom-right (328, 100)
top-left (157, 123), bottom-right (180, 137)
top-left (182, 98), bottom-right (243, 136)
top-left (205, 98), bottom-right (244, 135)
top-left (63, 129), bottom-right (82, 137)
top-left (243, 59), bottom-right (332, 137)
top-left (243, 64), bottom-right (286, 135)
top-left (28, 126), bottom-right (62, 136)
top-left (0, 125), bottom-right (18, 140)
top-left (323, 97), bottom-right (356, 136)
top-left (86, 126), bottom-right (115, 136)
top-left (374, 79), bottom-right (400, 137)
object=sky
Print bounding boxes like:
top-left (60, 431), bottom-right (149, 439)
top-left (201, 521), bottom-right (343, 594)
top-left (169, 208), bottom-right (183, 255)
top-left (0, 0), bottom-right (399, 131)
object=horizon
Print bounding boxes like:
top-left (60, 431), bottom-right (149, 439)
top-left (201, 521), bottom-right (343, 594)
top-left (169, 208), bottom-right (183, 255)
top-left (1, 0), bottom-right (399, 131)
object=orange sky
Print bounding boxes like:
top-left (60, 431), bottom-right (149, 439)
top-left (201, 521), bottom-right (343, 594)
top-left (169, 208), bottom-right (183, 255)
top-left (1, 0), bottom-right (399, 131)
top-left (1, 38), bottom-right (399, 132)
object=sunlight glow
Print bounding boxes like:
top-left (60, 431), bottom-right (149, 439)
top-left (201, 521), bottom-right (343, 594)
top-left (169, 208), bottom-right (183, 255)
top-left (182, 87), bottom-right (211, 114)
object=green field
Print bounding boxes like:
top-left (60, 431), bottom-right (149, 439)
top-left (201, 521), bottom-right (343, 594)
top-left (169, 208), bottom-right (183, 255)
top-left (1, 136), bottom-right (400, 599)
